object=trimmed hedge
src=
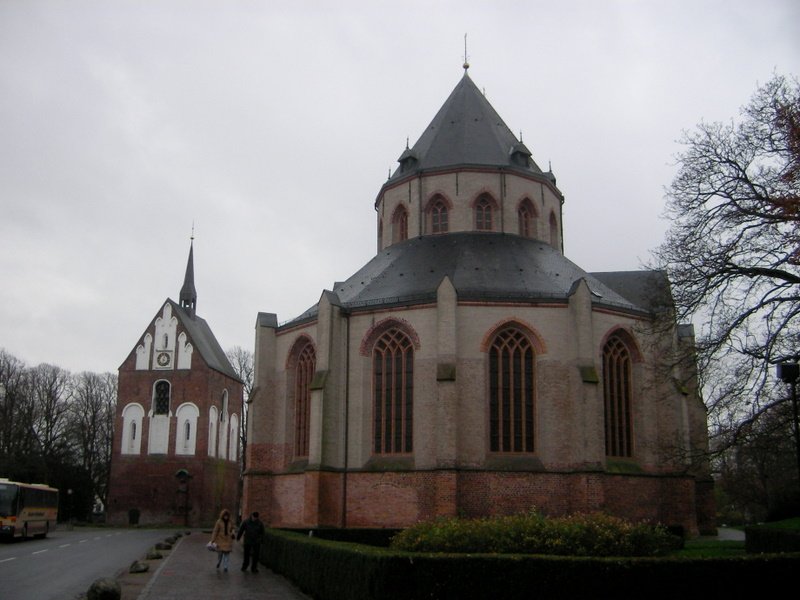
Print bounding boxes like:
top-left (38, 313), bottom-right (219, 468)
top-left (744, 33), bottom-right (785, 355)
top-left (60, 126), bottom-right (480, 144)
top-left (261, 529), bottom-right (800, 600)
top-left (746, 525), bottom-right (800, 553)
top-left (390, 512), bottom-right (681, 556)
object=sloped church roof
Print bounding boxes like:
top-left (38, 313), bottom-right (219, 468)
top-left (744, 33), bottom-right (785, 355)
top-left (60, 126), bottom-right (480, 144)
top-left (386, 72), bottom-right (550, 185)
top-left (285, 72), bottom-right (669, 326)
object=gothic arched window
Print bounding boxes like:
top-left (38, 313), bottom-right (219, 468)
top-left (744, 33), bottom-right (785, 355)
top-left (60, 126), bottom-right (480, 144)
top-left (518, 199), bottom-right (536, 238)
top-left (373, 327), bottom-right (414, 454)
top-left (603, 335), bottom-right (634, 457)
top-left (475, 195), bottom-right (494, 231)
top-left (153, 381), bottom-right (170, 415)
top-left (430, 198), bottom-right (449, 234)
top-left (392, 205), bottom-right (409, 243)
top-left (488, 328), bottom-right (535, 453)
top-left (549, 212), bottom-right (559, 248)
top-left (293, 341), bottom-right (316, 458)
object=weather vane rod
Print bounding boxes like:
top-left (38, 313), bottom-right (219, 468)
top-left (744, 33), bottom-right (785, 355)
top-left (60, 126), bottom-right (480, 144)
top-left (463, 33), bottom-right (470, 71)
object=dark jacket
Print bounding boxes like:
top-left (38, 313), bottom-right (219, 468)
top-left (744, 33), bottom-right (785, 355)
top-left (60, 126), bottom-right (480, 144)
top-left (237, 517), bottom-right (265, 543)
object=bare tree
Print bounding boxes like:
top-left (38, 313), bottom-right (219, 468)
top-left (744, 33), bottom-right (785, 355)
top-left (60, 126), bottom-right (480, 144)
top-left (69, 371), bottom-right (117, 516)
top-left (0, 349), bottom-right (37, 476)
top-left (226, 346), bottom-right (253, 474)
top-left (30, 363), bottom-right (73, 468)
top-left (655, 74), bottom-right (800, 475)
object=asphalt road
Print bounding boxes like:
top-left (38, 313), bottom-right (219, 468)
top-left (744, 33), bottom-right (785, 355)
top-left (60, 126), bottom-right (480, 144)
top-left (0, 526), bottom-right (172, 600)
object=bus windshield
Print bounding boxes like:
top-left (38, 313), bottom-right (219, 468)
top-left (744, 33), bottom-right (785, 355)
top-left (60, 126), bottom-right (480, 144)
top-left (0, 484), bottom-right (19, 518)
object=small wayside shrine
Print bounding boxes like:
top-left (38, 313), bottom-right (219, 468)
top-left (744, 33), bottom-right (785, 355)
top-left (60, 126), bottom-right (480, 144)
top-left (243, 66), bottom-right (715, 535)
top-left (107, 241), bottom-right (243, 527)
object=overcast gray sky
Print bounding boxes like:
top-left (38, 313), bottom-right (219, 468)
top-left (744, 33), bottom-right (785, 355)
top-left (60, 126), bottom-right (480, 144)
top-left (1, 0), bottom-right (798, 374)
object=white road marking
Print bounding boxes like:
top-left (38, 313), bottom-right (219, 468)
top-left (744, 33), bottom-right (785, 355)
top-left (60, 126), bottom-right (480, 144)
top-left (59, 544), bottom-right (71, 548)
top-left (78, 539), bottom-right (88, 543)
top-left (0, 557), bottom-right (16, 563)
top-left (93, 536), bottom-right (101, 540)
top-left (32, 549), bottom-right (48, 555)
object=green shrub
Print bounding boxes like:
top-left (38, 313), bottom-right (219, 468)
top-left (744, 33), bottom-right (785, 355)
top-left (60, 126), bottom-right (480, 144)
top-left (390, 511), bottom-right (680, 557)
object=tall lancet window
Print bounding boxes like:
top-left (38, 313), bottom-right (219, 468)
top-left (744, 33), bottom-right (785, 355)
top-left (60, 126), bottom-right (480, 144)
top-left (518, 199), bottom-right (536, 238)
top-left (475, 195), bottom-right (494, 231)
top-left (603, 335), bottom-right (634, 457)
top-left (430, 198), bottom-right (449, 234)
top-left (293, 341), bottom-right (316, 458)
top-left (489, 328), bottom-right (535, 453)
top-left (373, 328), bottom-right (414, 454)
top-left (392, 205), bottom-right (408, 243)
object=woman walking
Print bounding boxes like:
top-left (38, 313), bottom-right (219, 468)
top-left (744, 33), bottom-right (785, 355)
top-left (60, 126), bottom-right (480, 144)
top-left (210, 509), bottom-right (235, 572)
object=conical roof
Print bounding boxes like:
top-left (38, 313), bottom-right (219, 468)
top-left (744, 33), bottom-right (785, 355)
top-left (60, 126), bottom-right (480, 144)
top-left (179, 241), bottom-right (197, 314)
top-left (387, 73), bottom-right (545, 182)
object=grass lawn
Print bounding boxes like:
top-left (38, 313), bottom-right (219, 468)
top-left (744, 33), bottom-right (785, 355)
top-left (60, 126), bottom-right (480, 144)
top-left (674, 539), bottom-right (745, 558)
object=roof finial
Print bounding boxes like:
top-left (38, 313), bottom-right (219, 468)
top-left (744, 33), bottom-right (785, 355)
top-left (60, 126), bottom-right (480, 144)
top-left (548, 160), bottom-right (552, 171)
top-left (463, 33), bottom-right (470, 71)
top-left (406, 136), bottom-right (409, 149)
top-left (190, 221), bottom-right (195, 241)
top-left (519, 130), bottom-right (523, 143)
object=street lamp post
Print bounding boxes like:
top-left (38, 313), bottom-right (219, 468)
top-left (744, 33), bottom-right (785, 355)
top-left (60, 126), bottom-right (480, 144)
top-left (777, 362), bottom-right (800, 490)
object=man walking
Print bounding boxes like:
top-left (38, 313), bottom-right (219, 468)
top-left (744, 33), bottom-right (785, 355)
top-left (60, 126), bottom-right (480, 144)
top-left (237, 511), bottom-right (265, 573)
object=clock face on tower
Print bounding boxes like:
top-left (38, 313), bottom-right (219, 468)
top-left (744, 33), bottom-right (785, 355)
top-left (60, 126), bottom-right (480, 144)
top-left (156, 352), bottom-right (170, 367)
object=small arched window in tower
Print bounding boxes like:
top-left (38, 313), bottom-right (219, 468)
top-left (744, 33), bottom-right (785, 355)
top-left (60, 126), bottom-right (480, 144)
top-left (154, 381), bottom-right (170, 415)
top-left (549, 212), bottom-right (558, 248)
top-left (488, 328), bottom-right (535, 453)
top-left (475, 195), bottom-right (494, 231)
top-left (518, 199), bottom-right (536, 238)
top-left (431, 198), bottom-right (449, 234)
top-left (162, 333), bottom-right (169, 349)
top-left (183, 420), bottom-right (191, 449)
top-left (373, 327), bottom-right (414, 454)
top-left (294, 341), bottom-right (316, 458)
top-left (392, 205), bottom-right (408, 243)
top-left (220, 390), bottom-right (228, 423)
top-left (603, 335), bottom-right (634, 457)
top-left (131, 422), bottom-right (137, 441)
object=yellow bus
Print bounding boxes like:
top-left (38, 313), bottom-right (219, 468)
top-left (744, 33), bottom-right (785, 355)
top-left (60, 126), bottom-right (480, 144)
top-left (0, 479), bottom-right (59, 539)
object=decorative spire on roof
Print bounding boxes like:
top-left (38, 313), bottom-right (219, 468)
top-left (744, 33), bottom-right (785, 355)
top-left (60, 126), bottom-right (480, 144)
top-left (180, 232), bottom-right (197, 317)
top-left (463, 33), bottom-right (470, 72)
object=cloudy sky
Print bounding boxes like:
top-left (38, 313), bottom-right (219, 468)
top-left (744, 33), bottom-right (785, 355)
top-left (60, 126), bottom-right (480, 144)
top-left (1, 1), bottom-right (798, 374)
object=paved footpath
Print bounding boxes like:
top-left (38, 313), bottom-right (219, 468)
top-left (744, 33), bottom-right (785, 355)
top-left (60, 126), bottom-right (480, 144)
top-left (133, 531), bottom-right (311, 600)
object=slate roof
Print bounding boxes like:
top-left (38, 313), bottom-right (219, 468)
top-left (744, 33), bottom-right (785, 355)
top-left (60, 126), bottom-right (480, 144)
top-left (590, 271), bottom-right (674, 314)
top-left (283, 233), bottom-right (662, 327)
top-left (167, 299), bottom-right (241, 381)
top-left (179, 241), bottom-right (197, 309)
top-left (385, 73), bottom-right (550, 185)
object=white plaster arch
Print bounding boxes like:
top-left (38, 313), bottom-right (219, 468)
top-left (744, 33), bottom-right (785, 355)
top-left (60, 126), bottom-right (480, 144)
top-left (228, 414), bottom-right (239, 462)
top-left (208, 405), bottom-right (218, 457)
top-left (121, 403), bottom-right (144, 455)
top-left (135, 333), bottom-right (152, 370)
top-left (175, 402), bottom-right (200, 456)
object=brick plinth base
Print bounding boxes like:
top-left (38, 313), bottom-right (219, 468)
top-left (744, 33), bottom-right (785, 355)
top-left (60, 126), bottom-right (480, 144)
top-left (246, 468), bottom-right (703, 534)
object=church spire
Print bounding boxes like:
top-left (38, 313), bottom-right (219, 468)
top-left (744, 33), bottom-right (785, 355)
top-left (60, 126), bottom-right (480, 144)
top-left (179, 237), bottom-right (197, 317)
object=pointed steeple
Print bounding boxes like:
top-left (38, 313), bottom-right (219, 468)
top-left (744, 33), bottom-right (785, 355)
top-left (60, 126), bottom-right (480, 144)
top-left (180, 239), bottom-right (197, 317)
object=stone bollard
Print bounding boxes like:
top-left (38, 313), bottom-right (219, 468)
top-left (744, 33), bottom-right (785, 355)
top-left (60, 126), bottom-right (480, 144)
top-left (86, 577), bottom-right (121, 600)
top-left (129, 560), bottom-right (150, 573)
top-left (155, 541), bottom-right (172, 550)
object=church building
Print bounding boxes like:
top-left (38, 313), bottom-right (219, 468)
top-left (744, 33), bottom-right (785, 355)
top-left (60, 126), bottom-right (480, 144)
top-left (243, 68), bottom-right (715, 535)
top-left (107, 242), bottom-right (243, 527)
